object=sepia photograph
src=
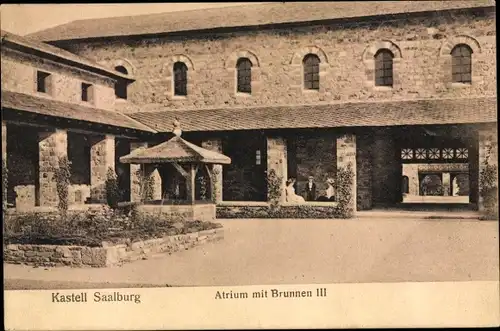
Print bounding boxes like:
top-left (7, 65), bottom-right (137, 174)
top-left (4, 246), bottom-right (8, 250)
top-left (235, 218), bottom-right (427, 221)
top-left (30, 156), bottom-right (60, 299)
top-left (1, 1), bottom-right (499, 329)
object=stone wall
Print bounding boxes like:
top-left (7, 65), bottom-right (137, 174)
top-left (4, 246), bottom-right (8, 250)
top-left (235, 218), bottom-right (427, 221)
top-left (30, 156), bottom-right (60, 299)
top-left (137, 203), bottom-right (216, 222)
top-left (4, 228), bottom-right (223, 267)
top-left (372, 127), bottom-right (401, 205)
top-left (62, 9), bottom-right (496, 112)
top-left (1, 50), bottom-right (116, 110)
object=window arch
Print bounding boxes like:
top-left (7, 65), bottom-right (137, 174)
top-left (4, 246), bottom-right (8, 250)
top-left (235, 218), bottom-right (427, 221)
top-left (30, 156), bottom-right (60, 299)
top-left (451, 44), bottom-right (472, 84)
top-left (303, 54), bottom-right (320, 90)
top-left (236, 58), bottom-right (252, 93)
top-left (173, 62), bottom-right (188, 96)
top-left (114, 65), bottom-right (128, 99)
top-left (375, 49), bottom-right (394, 87)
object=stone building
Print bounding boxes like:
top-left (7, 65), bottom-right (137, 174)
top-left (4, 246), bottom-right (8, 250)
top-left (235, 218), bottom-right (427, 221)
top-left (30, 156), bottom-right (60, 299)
top-left (1, 30), bottom-right (156, 209)
top-left (3, 1), bottom-right (498, 213)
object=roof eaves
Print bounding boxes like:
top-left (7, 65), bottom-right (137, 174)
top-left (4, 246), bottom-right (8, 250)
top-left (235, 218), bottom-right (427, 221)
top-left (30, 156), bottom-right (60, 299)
top-left (1, 32), bottom-right (135, 82)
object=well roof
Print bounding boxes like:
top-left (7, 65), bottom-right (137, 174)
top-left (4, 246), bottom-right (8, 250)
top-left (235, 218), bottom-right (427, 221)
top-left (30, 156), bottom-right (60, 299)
top-left (119, 135), bottom-right (231, 164)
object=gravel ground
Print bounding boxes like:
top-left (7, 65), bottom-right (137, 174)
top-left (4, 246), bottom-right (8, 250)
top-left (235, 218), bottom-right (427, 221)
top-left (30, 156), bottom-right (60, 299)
top-left (4, 218), bottom-right (499, 289)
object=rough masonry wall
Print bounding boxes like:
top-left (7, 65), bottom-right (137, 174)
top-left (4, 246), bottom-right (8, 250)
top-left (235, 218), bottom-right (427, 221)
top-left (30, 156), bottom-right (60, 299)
top-left (1, 50), bottom-right (116, 110)
top-left (62, 9), bottom-right (496, 113)
top-left (38, 129), bottom-right (68, 207)
top-left (372, 127), bottom-right (401, 205)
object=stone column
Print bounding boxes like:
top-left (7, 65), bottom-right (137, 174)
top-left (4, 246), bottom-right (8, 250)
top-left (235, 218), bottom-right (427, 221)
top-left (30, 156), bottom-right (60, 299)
top-left (201, 138), bottom-right (223, 203)
top-left (337, 134), bottom-right (357, 212)
top-left (266, 136), bottom-right (288, 204)
top-left (143, 164), bottom-right (162, 201)
top-left (356, 132), bottom-right (372, 210)
top-left (442, 172), bottom-right (451, 196)
top-left (478, 126), bottom-right (498, 212)
top-left (129, 142), bottom-right (148, 203)
top-left (403, 164), bottom-right (419, 196)
top-left (38, 129), bottom-right (68, 207)
top-left (89, 134), bottom-right (115, 202)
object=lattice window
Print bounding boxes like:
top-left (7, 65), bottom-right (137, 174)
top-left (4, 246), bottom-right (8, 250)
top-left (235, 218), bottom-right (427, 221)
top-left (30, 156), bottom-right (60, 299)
top-left (173, 62), bottom-right (188, 96)
top-left (401, 148), bottom-right (413, 160)
top-left (415, 148), bottom-right (426, 160)
top-left (236, 58), bottom-right (252, 93)
top-left (456, 148), bottom-right (468, 159)
top-left (451, 44), bottom-right (472, 84)
top-left (428, 148), bottom-right (440, 159)
top-left (375, 49), bottom-right (394, 87)
top-left (255, 150), bottom-right (262, 165)
top-left (442, 148), bottom-right (454, 159)
top-left (303, 54), bottom-right (320, 90)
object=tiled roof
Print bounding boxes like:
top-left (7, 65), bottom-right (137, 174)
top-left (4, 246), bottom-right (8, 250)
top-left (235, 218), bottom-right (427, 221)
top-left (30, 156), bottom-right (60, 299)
top-left (129, 97), bottom-right (497, 133)
top-left (1, 90), bottom-right (155, 133)
top-left (1, 30), bottom-right (133, 81)
top-left (27, 1), bottom-right (494, 41)
top-left (120, 135), bottom-right (231, 164)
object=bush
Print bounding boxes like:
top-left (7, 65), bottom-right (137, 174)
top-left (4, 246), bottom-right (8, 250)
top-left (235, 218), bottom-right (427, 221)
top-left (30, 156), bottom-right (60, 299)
top-left (54, 156), bottom-right (71, 214)
top-left (134, 168), bottom-right (155, 202)
top-left (105, 167), bottom-right (121, 209)
top-left (3, 206), bottom-right (222, 246)
top-left (2, 158), bottom-right (8, 219)
top-left (479, 141), bottom-right (498, 220)
top-left (266, 169), bottom-right (282, 210)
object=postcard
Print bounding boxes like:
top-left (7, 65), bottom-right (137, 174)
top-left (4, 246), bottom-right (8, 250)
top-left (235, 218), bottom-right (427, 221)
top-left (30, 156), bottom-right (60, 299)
top-left (1, 2), bottom-right (499, 329)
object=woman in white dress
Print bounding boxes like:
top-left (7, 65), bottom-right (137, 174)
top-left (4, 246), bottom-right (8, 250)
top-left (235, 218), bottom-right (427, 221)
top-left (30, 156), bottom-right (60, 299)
top-left (325, 177), bottom-right (336, 201)
top-left (285, 178), bottom-right (305, 203)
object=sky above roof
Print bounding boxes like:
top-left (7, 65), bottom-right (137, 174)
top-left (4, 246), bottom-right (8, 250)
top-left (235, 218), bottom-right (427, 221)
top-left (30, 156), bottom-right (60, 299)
top-left (0, 3), bottom-right (259, 36)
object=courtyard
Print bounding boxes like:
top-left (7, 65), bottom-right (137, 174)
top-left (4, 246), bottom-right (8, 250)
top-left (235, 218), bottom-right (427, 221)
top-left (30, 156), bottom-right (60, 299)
top-left (4, 217), bottom-right (499, 289)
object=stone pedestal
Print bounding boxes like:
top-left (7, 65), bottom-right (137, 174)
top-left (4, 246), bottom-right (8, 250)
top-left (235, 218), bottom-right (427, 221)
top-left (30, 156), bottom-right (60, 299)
top-left (337, 134), bottom-right (357, 212)
top-left (442, 172), bottom-right (451, 196)
top-left (201, 139), bottom-right (223, 203)
top-left (38, 129), bottom-right (68, 207)
top-left (129, 142), bottom-right (148, 202)
top-left (89, 134), bottom-right (115, 202)
top-left (266, 136), bottom-right (288, 204)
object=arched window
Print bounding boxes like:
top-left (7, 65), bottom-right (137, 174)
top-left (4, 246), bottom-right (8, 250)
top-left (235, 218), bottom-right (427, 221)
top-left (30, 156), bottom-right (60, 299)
top-left (114, 65), bottom-right (128, 99)
top-left (236, 58), bottom-right (252, 93)
top-left (451, 44), bottom-right (472, 84)
top-left (303, 54), bottom-right (320, 90)
top-left (173, 62), bottom-right (188, 96)
top-left (375, 49), bottom-right (394, 87)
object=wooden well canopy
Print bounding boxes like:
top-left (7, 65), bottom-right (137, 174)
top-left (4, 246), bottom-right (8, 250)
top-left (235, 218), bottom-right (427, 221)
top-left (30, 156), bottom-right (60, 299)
top-left (119, 135), bottom-right (230, 165)
top-left (119, 132), bottom-right (230, 203)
